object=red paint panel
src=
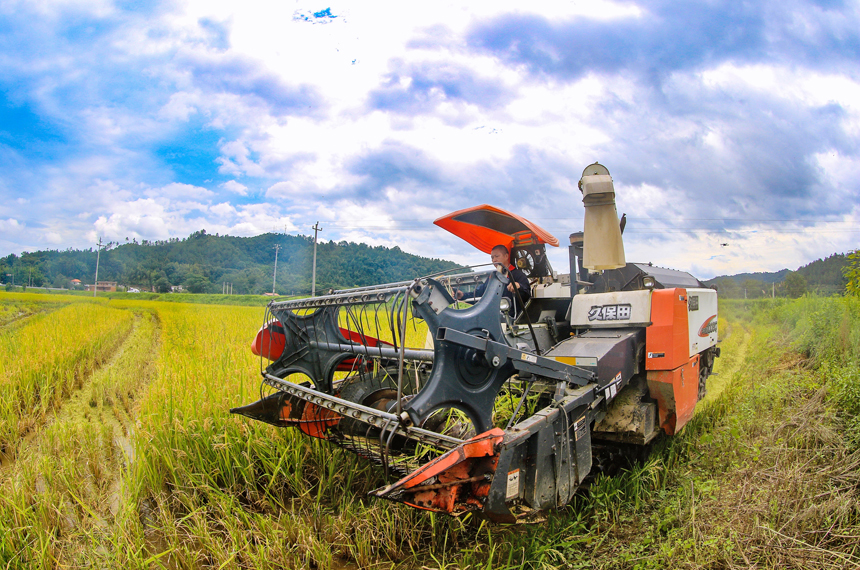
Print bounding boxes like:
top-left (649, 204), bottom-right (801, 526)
top-left (376, 428), bottom-right (504, 515)
top-left (646, 354), bottom-right (700, 435)
top-left (251, 320), bottom-right (286, 360)
top-left (646, 288), bottom-right (689, 371)
top-left (433, 204), bottom-right (559, 254)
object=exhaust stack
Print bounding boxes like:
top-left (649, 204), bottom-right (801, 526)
top-left (580, 163), bottom-right (626, 270)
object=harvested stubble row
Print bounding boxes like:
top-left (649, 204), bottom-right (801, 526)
top-left (0, 302), bottom-right (134, 457)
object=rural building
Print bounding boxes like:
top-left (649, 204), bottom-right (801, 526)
top-left (85, 281), bottom-right (117, 292)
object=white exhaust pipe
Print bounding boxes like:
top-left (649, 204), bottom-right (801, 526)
top-left (579, 163), bottom-right (626, 270)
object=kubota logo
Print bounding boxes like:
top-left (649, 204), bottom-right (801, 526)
top-left (698, 315), bottom-right (718, 337)
top-left (588, 304), bottom-right (632, 321)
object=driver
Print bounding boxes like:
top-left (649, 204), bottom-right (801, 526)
top-left (455, 244), bottom-right (531, 315)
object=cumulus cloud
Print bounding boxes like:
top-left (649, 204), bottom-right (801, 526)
top-left (157, 182), bottom-right (213, 199)
top-left (266, 181), bottom-right (301, 198)
top-left (0, 0), bottom-right (857, 280)
top-left (220, 180), bottom-right (248, 195)
top-left (178, 52), bottom-right (326, 116)
top-left (0, 219), bottom-right (23, 233)
top-left (466, 1), bottom-right (859, 82)
top-left (93, 199), bottom-right (175, 240)
top-left (367, 60), bottom-right (513, 116)
top-left (209, 202), bottom-right (236, 217)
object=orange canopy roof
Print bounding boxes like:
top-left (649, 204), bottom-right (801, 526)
top-left (433, 204), bottom-right (559, 254)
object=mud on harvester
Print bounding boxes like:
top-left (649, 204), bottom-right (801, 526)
top-left (231, 163), bottom-right (720, 522)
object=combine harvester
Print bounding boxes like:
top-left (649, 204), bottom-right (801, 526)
top-left (232, 163), bottom-right (719, 522)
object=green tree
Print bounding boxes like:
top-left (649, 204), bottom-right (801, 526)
top-left (742, 278), bottom-right (765, 299)
top-left (714, 278), bottom-right (740, 298)
top-left (185, 274), bottom-right (210, 294)
top-left (155, 276), bottom-right (171, 293)
top-left (784, 271), bottom-right (808, 298)
top-left (844, 249), bottom-right (860, 295)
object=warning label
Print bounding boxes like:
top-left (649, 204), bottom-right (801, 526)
top-left (506, 469), bottom-right (521, 500)
top-left (574, 416), bottom-right (587, 441)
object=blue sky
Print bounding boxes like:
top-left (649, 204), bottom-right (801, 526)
top-left (1, 0), bottom-right (858, 279)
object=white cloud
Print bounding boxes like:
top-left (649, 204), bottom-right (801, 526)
top-left (93, 199), bottom-right (175, 241)
top-left (220, 180), bottom-right (248, 195)
top-left (157, 182), bottom-right (213, 199)
top-left (158, 92), bottom-right (201, 122)
top-left (209, 202), bottom-right (235, 217)
top-left (0, 219), bottom-right (23, 233)
top-left (217, 140), bottom-right (267, 177)
top-left (0, 0), bottom-right (856, 280)
top-left (265, 181), bottom-right (299, 198)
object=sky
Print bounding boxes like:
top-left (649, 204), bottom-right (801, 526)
top-left (1, 0), bottom-right (858, 280)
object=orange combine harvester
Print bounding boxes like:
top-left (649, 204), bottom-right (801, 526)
top-left (232, 163), bottom-right (719, 522)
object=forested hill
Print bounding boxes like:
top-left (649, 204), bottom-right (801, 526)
top-left (0, 231), bottom-right (465, 295)
top-left (705, 252), bottom-right (850, 297)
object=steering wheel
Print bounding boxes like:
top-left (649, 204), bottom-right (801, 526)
top-left (513, 248), bottom-right (535, 276)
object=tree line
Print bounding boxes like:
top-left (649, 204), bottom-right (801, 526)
top-left (0, 230), bottom-right (465, 296)
top-left (705, 252), bottom-right (854, 298)
top-left (3, 233), bottom-right (855, 298)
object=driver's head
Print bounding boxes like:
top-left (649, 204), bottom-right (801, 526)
top-left (490, 245), bottom-right (510, 268)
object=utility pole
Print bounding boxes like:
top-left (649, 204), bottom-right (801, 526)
top-left (93, 237), bottom-right (104, 297)
top-left (311, 221), bottom-right (322, 297)
top-left (272, 244), bottom-right (281, 295)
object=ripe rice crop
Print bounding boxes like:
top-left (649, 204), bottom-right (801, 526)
top-left (3, 290), bottom-right (857, 569)
top-left (0, 302), bottom-right (134, 457)
top-left (126, 301), bottom-right (469, 569)
top-left (0, 291), bottom-right (96, 328)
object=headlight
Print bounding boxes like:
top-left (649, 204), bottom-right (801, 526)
top-left (499, 297), bottom-right (511, 313)
top-left (643, 276), bottom-right (655, 288)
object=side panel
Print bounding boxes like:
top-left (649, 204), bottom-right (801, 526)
top-left (570, 290), bottom-right (652, 328)
top-left (686, 288), bottom-right (718, 358)
top-left (646, 355), bottom-right (700, 434)
top-left (646, 288), bottom-right (689, 371)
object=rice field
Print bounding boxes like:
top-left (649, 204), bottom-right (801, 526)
top-left (0, 291), bottom-right (858, 569)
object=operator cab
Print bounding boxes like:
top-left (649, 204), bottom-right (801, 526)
top-left (434, 204), bottom-right (566, 351)
top-left (433, 204), bottom-right (559, 281)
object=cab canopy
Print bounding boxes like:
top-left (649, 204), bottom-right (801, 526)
top-left (433, 204), bottom-right (559, 254)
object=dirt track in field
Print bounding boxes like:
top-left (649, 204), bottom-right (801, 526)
top-left (700, 319), bottom-right (751, 407)
top-left (0, 310), bottom-right (159, 515)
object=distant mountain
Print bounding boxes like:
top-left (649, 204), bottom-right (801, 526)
top-left (0, 231), bottom-right (465, 296)
top-left (705, 253), bottom-right (849, 298)
top-left (707, 268), bottom-right (792, 285)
